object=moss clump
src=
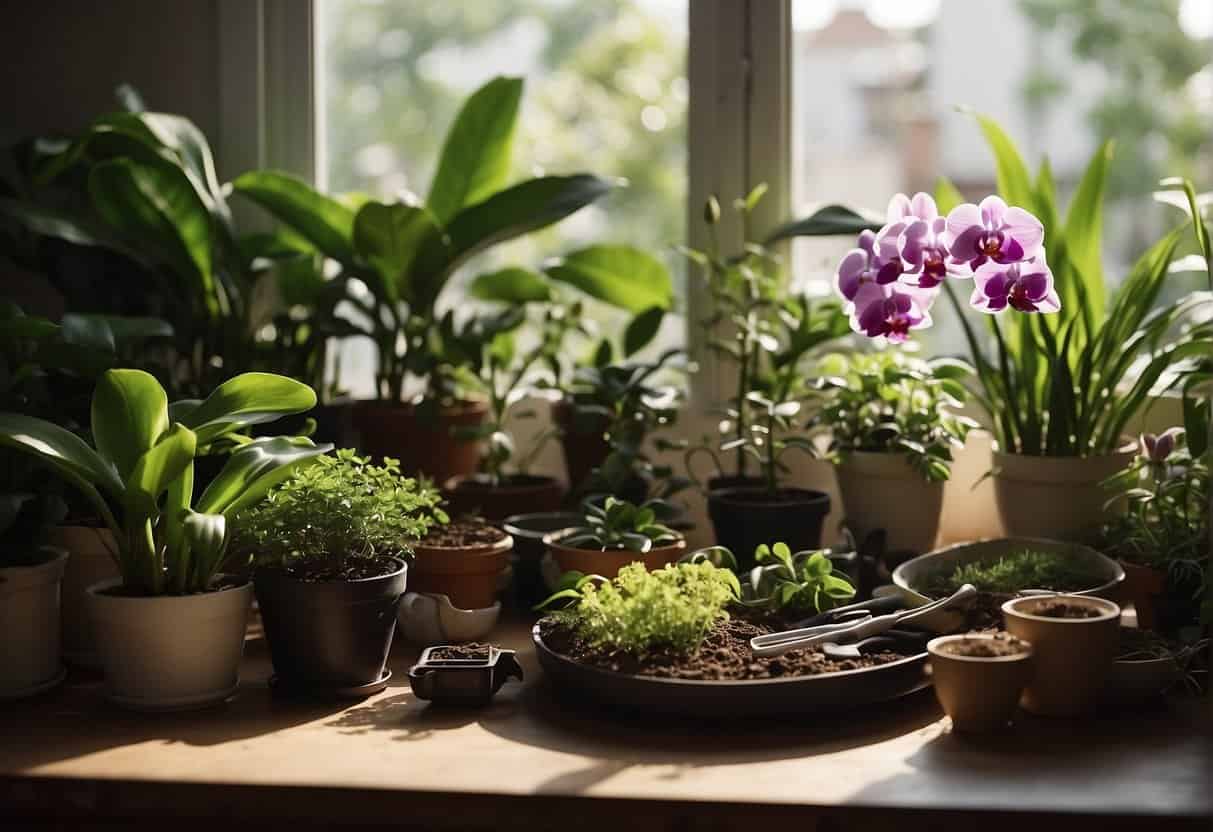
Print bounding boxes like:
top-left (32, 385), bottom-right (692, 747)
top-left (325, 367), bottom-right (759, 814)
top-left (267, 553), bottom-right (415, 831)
top-left (927, 549), bottom-right (1102, 596)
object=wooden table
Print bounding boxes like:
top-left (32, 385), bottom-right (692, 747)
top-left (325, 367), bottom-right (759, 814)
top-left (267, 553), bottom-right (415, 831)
top-left (2, 614), bottom-right (1209, 831)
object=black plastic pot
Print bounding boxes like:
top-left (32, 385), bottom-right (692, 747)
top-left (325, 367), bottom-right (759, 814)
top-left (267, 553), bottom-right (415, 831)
top-left (254, 558), bottom-right (407, 693)
top-left (502, 511), bottom-right (582, 608)
top-left (707, 487), bottom-right (831, 569)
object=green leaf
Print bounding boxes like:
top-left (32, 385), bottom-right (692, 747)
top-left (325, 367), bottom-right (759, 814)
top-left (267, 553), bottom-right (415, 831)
top-left (177, 372), bottom-right (317, 446)
top-left (468, 268), bottom-right (552, 304)
top-left (622, 306), bottom-right (665, 357)
top-left (545, 245), bottom-right (673, 313)
top-left (971, 112), bottom-right (1037, 210)
top-left (91, 369), bottom-right (169, 482)
top-left (934, 177), bottom-right (967, 214)
top-left (1060, 141), bottom-right (1112, 315)
top-left (124, 423), bottom-right (197, 517)
top-left (181, 509), bottom-right (228, 588)
top-left (0, 197), bottom-right (144, 262)
top-left (426, 76), bottom-right (523, 226)
top-left (195, 436), bottom-right (331, 516)
top-left (0, 412), bottom-right (125, 502)
top-left (352, 200), bottom-right (443, 305)
top-left (765, 204), bottom-right (883, 244)
top-left (232, 170), bottom-right (357, 263)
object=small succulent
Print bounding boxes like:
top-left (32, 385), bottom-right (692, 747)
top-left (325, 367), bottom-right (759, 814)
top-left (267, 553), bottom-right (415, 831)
top-left (682, 542), bottom-right (855, 615)
top-left (561, 497), bottom-right (682, 553)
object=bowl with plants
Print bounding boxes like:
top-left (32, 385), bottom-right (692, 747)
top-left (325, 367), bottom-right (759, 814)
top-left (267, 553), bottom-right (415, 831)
top-left (0, 370), bottom-right (328, 710)
top-left (812, 350), bottom-right (977, 557)
top-left (1106, 627), bottom-right (1209, 704)
top-left (926, 632), bottom-right (1033, 733)
top-left (543, 497), bottom-right (686, 579)
top-left (230, 450), bottom-right (445, 696)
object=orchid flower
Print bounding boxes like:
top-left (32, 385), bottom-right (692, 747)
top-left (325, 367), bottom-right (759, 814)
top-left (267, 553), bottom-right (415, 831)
top-left (946, 195), bottom-right (1044, 271)
top-left (1140, 427), bottom-right (1183, 464)
top-left (835, 228), bottom-right (901, 305)
top-left (850, 282), bottom-right (934, 343)
top-left (969, 253), bottom-right (1059, 314)
top-left (884, 192), bottom-right (959, 289)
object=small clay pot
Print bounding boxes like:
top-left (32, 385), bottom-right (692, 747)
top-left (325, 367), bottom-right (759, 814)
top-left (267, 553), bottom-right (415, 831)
top-left (351, 399), bottom-right (487, 483)
top-left (706, 486), bottom-right (830, 569)
top-left (552, 399), bottom-right (611, 492)
top-left (927, 633), bottom-right (1034, 732)
top-left (409, 525), bottom-right (513, 611)
top-left (1002, 594), bottom-right (1121, 717)
top-left (1118, 559), bottom-right (1166, 631)
top-left (442, 474), bottom-right (565, 524)
top-left (543, 529), bottom-right (687, 579)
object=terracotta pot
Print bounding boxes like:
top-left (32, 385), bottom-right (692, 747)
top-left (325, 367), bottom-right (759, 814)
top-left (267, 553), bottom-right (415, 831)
top-left (409, 531), bottom-right (513, 610)
top-left (1118, 559), bottom-right (1167, 631)
top-left (706, 487), bottom-right (830, 569)
top-left (45, 525), bottom-right (118, 669)
top-left (835, 452), bottom-right (943, 557)
top-left (87, 578), bottom-right (253, 711)
top-left (443, 474), bottom-right (565, 524)
top-left (0, 548), bottom-right (68, 699)
top-left (544, 529), bottom-right (687, 578)
top-left (993, 448), bottom-right (1134, 542)
top-left (552, 399), bottom-right (610, 492)
top-left (1002, 594), bottom-right (1121, 717)
top-left (927, 633), bottom-right (1034, 732)
top-left (351, 399), bottom-right (487, 483)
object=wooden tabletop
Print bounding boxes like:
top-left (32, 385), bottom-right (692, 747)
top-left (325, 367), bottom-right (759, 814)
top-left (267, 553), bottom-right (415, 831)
top-left (1, 614), bottom-right (1209, 831)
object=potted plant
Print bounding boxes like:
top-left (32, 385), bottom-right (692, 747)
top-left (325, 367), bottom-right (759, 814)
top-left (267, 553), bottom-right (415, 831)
top-left (927, 632), bottom-right (1034, 733)
top-left (686, 542), bottom-right (857, 617)
top-left (0, 369), bottom-right (328, 709)
top-left (1101, 426), bottom-right (1209, 634)
top-left (407, 518), bottom-right (514, 612)
top-left (229, 449), bottom-right (445, 695)
top-left (812, 350), bottom-right (977, 556)
top-left (544, 497), bottom-right (686, 579)
top-left (830, 118), bottom-right (1211, 542)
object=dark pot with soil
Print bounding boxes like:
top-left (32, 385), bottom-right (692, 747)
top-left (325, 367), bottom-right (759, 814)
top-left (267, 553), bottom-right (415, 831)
top-left (255, 557), bottom-right (406, 690)
top-left (552, 399), bottom-right (610, 493)
top-left (443, 474), bottom-right (564, 524)
top-left (351, 399), bottom-right (487, 483)
top-left (410, 520), bottom-right (513, 610)
top-left (707, 487), bottom-right (831, 569)
top-left (503, 511), bottom-right (582, 608)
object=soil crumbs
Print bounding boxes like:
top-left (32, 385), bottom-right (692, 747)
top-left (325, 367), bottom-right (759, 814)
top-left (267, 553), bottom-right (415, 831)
top-left (1030, 600), bottom-right (1103, 619)
top-left (429, 643), bottom-right (492, 661)
top-left (420, 520), bottom-right (507, 548)
top-left (938, 632), bottom-right (1028, 657)
top-left (540, 616), bottom-right (912, 681)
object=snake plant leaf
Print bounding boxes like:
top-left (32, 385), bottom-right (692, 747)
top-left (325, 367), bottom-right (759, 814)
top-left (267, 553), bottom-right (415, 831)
top-left (194, 436), bottom-right (331, 516)
top-left (91, 369), bottom-right (170, 482)
top-left (123, 423), bottom-right (197, 518)
top-left (468, 268), bottom-right (552, 304)
top-left (764, 204), bottom-right (884, 244)
top-left (0, 412), bottom-right (125, 503)
top-left (426, 75), bottom-right (523, 226)
top-left (352, 201), bottom-right (444, 305)
top-left (545, 244), bottom-right (673, 313)
top-left (175, 372), bottom-right (317, 446)
top-left (231, 170), bottom-right (357, 264)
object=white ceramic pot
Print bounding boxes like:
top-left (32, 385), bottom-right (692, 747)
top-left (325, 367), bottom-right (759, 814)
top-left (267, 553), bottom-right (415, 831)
top-left (835, 452), bottom-right (943, 555)
top-left (45, 525), bottom-right (119, 669)
top-left (87, 578), bottom-right (253, 711)
top-left (0, 548), bottom-right (68, 699)
top-left (397, 591), bottom-right (501, 645)
top-left (993, 449), bottom-right (1134, 542)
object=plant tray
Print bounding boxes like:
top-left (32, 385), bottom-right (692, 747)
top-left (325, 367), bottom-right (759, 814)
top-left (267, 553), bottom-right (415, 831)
top-left (532, 625), bottom-right (930, 718)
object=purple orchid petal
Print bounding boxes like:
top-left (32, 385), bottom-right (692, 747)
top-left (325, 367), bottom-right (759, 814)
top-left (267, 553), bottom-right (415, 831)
top-left (948, 225), bottom-right (985, 261)
top-left (835, 249), bottom-right (868, 301)
top-left (909, 192), bottom-right (938, 221)
top-left (858, 229), bottom-right (877, 255)
top-left (946, 203), bottom-right (982, 243)
top-left (979, 195), bottom-right (1008, 229)
top-left (1019, 271), bottom-right (1050, 301)
top-left (886, 193), bottom-right (913, 224)
top-left (982, 271), bottom-right (1010, 300)
top-left (900, 219), bottom-right (929, 265)
top-left (998, 237), bottom-right (1025, 263)
top-left (1002, 206), bottom-right (1044, 255)
top-left (876, 259), bottom-right (903, 284)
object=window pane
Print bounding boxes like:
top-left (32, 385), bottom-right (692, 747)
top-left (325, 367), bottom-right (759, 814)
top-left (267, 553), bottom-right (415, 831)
top-left (318, 0), bottom-right (688, 395)
top-left (790, 0), bottom-right (1213, 353)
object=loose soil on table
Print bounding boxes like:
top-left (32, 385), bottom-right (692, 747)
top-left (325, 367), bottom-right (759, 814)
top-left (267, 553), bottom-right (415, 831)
top-left (937, 632), bottom-right (1028, 657)
top-left (419, 520), bottom-right (507, 549)
top-left (1029, 600), bottom-right (1103, 619)
top-left (271, 555), bottom-right (400, 582)
top-left (429, 643), bottom-right (492, 661)
top-left (540, 615), bottom-right (912, 681)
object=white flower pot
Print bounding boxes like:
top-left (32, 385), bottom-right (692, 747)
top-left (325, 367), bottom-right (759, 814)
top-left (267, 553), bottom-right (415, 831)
top-left (0, 548), bottom-right (68, 699)
top-left (835, 452), bottom-right (944, 555)
top-left (87, 578), bottom-right (253, 711)
top-left (45, 526), bottom-right (119, 669)
top-left (993, 449), bottom-right (1134, 542)
top-left (397, 592), bottom-right (501, 645)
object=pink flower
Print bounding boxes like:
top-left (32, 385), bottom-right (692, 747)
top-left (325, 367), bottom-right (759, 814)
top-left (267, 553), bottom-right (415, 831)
top-left (970, 253), bottom-right (1059, 314)
top-left (835, 229), bottom-right (902, 305)
top-left (850, 282), bottom-right (934, 343)
top-left (1140, 428), bottom-right (1182, 463)
top-left (883, 192), bottom-right (961, 289)
top-left (946, 195), bottom-right (1044, 272)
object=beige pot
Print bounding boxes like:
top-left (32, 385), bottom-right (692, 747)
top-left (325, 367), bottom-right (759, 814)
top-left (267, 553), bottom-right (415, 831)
top-left (927, 633), bottom-right (1034, 732)
top-left (993, 449), bottom-right (1134, 542)
top-left (1002, 594), bottom-right (1121, 717)
top-left (835, 452), bottom-right (943, 555)
top-left (87, 578), bottom-right (253, 711)
top-left (45, 525), bottom-right (119, 669)
top-left (0, 548), bottom-right (68, 699)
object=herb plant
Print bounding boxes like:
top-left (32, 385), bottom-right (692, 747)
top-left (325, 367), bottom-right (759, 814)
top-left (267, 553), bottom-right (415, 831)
top-left (812, 350), bottom-right (977, 482)
top-left (560, 497), bottom-right (682, 553)
top-left (230, 449), bottom-right (447, 577)
top-left (681, 542), bottom-right (856, 615)
top-left (538, 562), bottom-right (740, 655)
top-left (925, 549), bottom-right (1104, 596)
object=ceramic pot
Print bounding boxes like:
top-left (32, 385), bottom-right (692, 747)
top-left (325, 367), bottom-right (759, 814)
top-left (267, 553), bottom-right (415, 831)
top-left (87, 578), bottom-right (253, 711)
top-left (1118, 559), bottom-right (1167, 631)
top-left (409, 532), bottom-right (513, 610)
top-left (46, 525), bottom-right (118, 668)
top-left (993, 448), bottom-right (1134, 542)
top-left (544, 529), bottom-right (687, 578)
top-left (707, 487), bottom-right (830, 569)
top-left (443, 474), bottom-right (565, 524)
top-left (1002, 594), bottom-right (1121, 717)
top-left (351, 399), bottom-right (487, 483)
top-left (502, 512), bottom-right (582, 608)
top-left (397, 592), bottom-right (502, 644)
top-left (0, 548), bottom-right (68, 699)
top-left (552, 399), bottom-right (610, 492)
top-left (927, 633), bottom-right (1034, 732)
top-left (835, 452), bottom-right (943, 557)
top-left (254, 558), bottom-right (407, 690)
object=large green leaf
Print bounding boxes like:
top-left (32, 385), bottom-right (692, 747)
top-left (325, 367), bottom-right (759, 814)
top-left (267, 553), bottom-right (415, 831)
top-left (1060, 141), bottom-right (1112, 316)
top-left (426, 76), bottom-right (523, 226)
top-left (91, 369), bottom-right (170, 482)
top-left (352, 200), bottom-right (444, 305)
top-left (231, 170), bottom-right (357, 264)
top-left (545, 245), bottom-right (673, 313)
top-left (0, 412), bottom-right (125, 501)
top-left (934, 177), bottom-right (967, 215)
top-left (0, 197), bottom-right (147, 264)
top-left (88, 158), bottom-right (216, 313)
top-left (123, 423), bottom-right (197, 517)
top-left (764, 205), bottom-right (883, 244)
top-left (972, 113), bottom-right (1037, 211)
top-left (194, 436), bottom-right (331, 516)
top-left (181, 509), bottom-right (228, 590)
top-left (176, 372), bottom-right (317, 446)
top-left (622, 306), bottom-right (666, 357)
top-left (468, 268), bottom-right (552, 304)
